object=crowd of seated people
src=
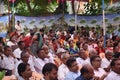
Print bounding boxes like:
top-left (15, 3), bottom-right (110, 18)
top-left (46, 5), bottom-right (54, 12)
top-left (0, 27), bottom-right (120, 80)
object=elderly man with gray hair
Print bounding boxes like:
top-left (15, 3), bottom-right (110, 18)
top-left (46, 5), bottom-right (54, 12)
top-left (101, 50), bottom-right (113, 72)
top-left (85, 48), bottom-right (98, 65)
top-left (58, 53), bottom-right (70, 80)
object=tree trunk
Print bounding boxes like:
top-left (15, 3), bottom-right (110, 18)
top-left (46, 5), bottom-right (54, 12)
top-left (71, 0), bottom-right (75, 14)
top-left (25, 0), bottom-right (33, 15)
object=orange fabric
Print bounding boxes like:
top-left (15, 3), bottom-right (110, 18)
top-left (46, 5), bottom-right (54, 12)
top-left (73, 38), bottom-right (79, 44)
top-left (60, 39), bottom-right (64, 45)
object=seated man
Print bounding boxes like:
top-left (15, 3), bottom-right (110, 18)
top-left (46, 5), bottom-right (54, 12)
top-left (42, 63), bottom-right (58, 80)
top-left (90, 56), bottom-right (107, 80)
top-left (65, 58), bottom-right (80, 80)
top-left (58, 53), bottom-right (70, 80)
top-left (105, 58), bottom-right (120, 80)
top-left (0, 46), bottom-right (16, 76)
top-left (101, 50), bottom-right (113, 72)
top-left (17, 63), bottom-right (32, 80)
top-left (76, 64), bottom-right (99, 80)
top-left (33, 48), bottom-right (53, 74)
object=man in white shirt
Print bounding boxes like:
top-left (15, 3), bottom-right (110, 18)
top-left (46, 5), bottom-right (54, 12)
top-left (101, 50), bottom-right (113, 72)
top-left (105, 58), bottom-right (120, 80)
top-left (90, 56), bottom-right (107, 80)
top-left (58, 53), bottom-right (70, 80)
top-left (76, 48), bottom-right (88, 66)
top-left (0, 46), bottom-right (16, 75)
top-left (14, 51), bottom-right (35, 78)
top-left (13, 41), bottom-right (25, 60)
top-left (85, 48), bottom-right (98, 65)
top-left (17, 63), bottom-right (32, 80)
top-left (15, 20), bottom-right (22, 35)
top-left (7, 35), bottom-right (18, 48)
top-left (65, 58), bottom-right (80, 80)
top-left (42, 45), bottom-right (54, 63)
top-left (42, 63), bottom-right (58, 80)
top-left (33, 48), bottom-right (53, 74)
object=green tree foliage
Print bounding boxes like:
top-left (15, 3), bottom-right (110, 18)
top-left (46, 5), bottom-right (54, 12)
top-left (54, 0), bottom-right (67, 14)
top-left (0, 70), bottom-right (5, 80)
top-left (2, 0), bottom-right (58, 16)
top-left (113, 17), bottom-right (120, 22)
top-left (69, 19), bottom-right (75, 23)
top-left (91, 19), bottom-right (97, 24)
top-left (84, 0), bottom-right (110, 15)
top-left (80, 20), bottom-right (86, 24)
top-left (84, 2), bottom-right (99, 15)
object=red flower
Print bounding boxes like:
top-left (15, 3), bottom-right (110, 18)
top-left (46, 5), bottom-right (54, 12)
top-left (9, 0), bottom-right (16, 3)
top-left (48, 0), bottom-right (51, 3)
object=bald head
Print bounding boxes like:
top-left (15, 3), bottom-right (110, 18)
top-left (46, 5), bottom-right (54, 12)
top-left (61, 53), bottom-right (70, 59)
top-left (81, 64), bottom-right (94, 80)
top-left (42, 45), bottom-right (49, 54)
top-left (81, 64), bottom-right (93, 74)
top-left (61, 53), bottom-right (70, 64)
top-left (42, 45), bottom-right (48, 49)
top-left (79, 48), bottom-right (87, 60)
top-left (89, 48), bottom-right (98, 57)
top-left (105, 50), bottom-right (113, 60)
top-left (21, 51), bottom-right (30, 64)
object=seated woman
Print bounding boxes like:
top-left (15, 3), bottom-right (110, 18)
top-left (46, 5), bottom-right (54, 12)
top-left (67, 39), bottom-right (79, 57)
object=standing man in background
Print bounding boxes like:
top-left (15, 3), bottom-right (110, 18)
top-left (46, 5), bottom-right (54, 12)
top-left (15, 20), bottom-right (22, 35)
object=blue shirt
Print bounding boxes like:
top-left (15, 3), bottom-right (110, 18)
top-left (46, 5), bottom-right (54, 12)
top-left (65, 71), bottom-right (80, 80)
top-left (75, 75), bottom-right (85, 80)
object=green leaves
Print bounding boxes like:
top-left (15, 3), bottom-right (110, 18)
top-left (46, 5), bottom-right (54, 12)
top-left (91, 19), bottom-right (97, 24)
top-left (39, 20), bottom-right (45, 24)
top-left (84, 0), bottom-right (110, 15)
top-left (113, 17), bottom-right (120, 22)
top-left (29, 20), bottom-right (35, 24)
top-left (84, 2), bottom-right (99, 15)
top-left (0, 70), bottom-right (5, 80)
top-left (48, 19), bottom-right (54, 23)
top-left (69, 19), bottom-right (75, 23)
top-left (3, 0), bottom-right (58, 16)
top-left (80, 20), bottom-right (86, 24)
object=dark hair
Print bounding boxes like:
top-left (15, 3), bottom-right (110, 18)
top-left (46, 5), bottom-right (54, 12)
top-left (113, 52), bottom-right (120, 58)
top-left (66, 58), bottom-right (76, 68)
top-left (90, 56), bottom-right (100, 65)
top-left (76, 41), bottom-right (81, 48)
top-left (49, 29), bottom-right (53, 33)
top-left (42, 63), bottom-right (58, 75)
top-left (81, 66), bottom-right (89, 75)
top-left (18, 63), bottom-right (29, 76)
top-left (0, 37), bottom-right (5, 46)
top-left (17, 20), bottom-right (20, 23)
top-left (4, 46), bottom-right (10, 51)
top-left (37, 48), bottom-right (44, 54)
top-left (39, 28), bottom-right (44, 32)
top-left (52, 38), bottom-right (56, 42)
top-left (18, 41), bottom-right (24, 46)
top-left (20, 51), bottom-right (27, 59)
top-left (9, 35), bottom-right (13, 41)
top-left (82, 42), bottom-right (88, 47)
top-left (110, 58), bottom-right (120, 67)
top-left (30, 32), bottom-right (34, 36)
